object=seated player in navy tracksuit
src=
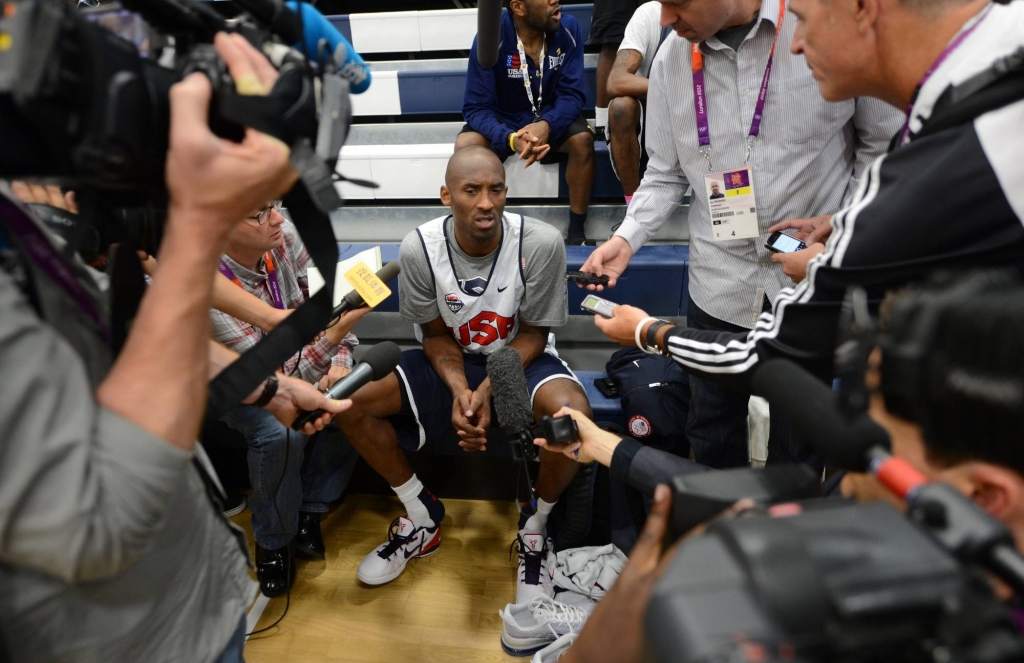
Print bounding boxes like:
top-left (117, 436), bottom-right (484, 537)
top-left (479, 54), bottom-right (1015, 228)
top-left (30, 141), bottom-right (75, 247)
top-left (459, 0), bottom-right (596, 245)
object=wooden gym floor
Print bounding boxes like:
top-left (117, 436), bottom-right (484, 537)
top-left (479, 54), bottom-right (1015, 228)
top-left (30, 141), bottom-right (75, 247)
top-left (233, 494), bottom-right (525, 662)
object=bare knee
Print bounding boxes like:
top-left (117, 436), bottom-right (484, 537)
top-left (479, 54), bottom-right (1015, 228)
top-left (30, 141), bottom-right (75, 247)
top-left (455, 131), bottom-right (491, 152)
top-left (608, 96), bottom-right (640, 135)
top-left (565, 131), bottom-right (594, 163)
top-left (534, 378), bottom-right (591, 420)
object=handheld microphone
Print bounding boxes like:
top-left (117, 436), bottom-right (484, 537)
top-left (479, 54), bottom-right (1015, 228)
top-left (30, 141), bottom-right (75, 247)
top-left (231, 0), bottom-right (371, 93)
top-left (488, 346), bottom-right (535, 432)
top-left (476, 0), bottom-right (503, 68)
top-left (331, 261), bottom-right (400, 319)
top-left (487, 347), bottom-right (539, 499)
top-left (291, 341), bottom-right (402, 430)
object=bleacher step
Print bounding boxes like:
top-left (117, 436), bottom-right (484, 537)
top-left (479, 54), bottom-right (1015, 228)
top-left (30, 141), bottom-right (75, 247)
top-left (328, 203), bottom-right (690, 243)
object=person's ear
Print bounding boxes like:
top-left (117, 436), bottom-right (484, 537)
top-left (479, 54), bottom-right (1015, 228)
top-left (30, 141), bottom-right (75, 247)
top-left (853, 0), bottom-right (880, 35)
top-left (956, 463), bottom-right (1023, 521)
top-left (509, 0), bottom-right (526, 18)
top-left (440, 185), bottom-right (452, 207)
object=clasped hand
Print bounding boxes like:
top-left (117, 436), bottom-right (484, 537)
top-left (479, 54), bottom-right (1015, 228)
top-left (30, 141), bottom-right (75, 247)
top-left (452, 384), bottom-right (491, 452)
top-left (512, 120), bottom-right (552, 168)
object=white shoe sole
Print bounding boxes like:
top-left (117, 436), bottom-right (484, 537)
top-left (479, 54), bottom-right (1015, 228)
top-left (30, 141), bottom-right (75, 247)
top-left (357, 543), bottom-right (440, 586)
top-left (500, 630), bottom-right (555, 657)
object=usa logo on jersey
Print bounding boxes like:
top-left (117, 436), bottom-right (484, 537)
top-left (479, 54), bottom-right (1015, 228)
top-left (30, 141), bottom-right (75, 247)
top-left (459, 277), bottom-right (489, 296)
top-left (445, 293), bottom-right (464, 313)
top-left (507, 54), bottom-right (521, 68)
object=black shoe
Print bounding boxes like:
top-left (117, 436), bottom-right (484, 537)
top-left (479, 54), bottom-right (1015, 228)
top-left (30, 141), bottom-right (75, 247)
top-left (294, 512), bottom-right (326, 560)
top-left (565, 236), bottom-right (595, 246)
top-left (221, 494), bottom-right (246, 518)
top-left (255, 544), bottom-right (295, 598)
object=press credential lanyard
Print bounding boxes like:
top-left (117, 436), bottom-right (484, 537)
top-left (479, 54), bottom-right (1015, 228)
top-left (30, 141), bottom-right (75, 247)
top-left (690, 0), bottom-right (786, 171)
top-left (516, 30), bottom-right (545, 118)
top-left (218, 253), bottom-right (285, 310)
top-left (898, 3), bottom-right (992, 146)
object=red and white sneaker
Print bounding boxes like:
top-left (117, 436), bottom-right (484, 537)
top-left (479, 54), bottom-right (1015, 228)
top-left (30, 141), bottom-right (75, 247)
top-left (512, 530), bottom-right (556, 604)
top-left (356, 516), bottom-right (441, 586)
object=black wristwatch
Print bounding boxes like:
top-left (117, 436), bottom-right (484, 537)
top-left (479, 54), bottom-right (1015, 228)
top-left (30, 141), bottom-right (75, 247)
top-left (644, 320), bottom-right (671, 356)
top-left (252, 374), bottom-right (279, 408)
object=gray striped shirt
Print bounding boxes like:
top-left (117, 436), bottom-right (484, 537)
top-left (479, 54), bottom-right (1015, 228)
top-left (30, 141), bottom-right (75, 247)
top-left (615, 0), bottom-right (903, 329)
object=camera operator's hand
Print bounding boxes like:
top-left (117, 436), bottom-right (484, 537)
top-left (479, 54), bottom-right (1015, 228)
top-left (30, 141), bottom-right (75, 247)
top-left (265, 374), bottom-right (351, 435)
top-left (561, 485), bottom-right (680, 663)
top-left (453, 386), bottom-right (491, 451)
top-left (534, 406), bottom-right (622, 466)
top-left (165, 33), bottom-right (296, 237)
top-left (579, 236), bottom-right (632, 291)
top-left (593, 304), bottom-right (653, 347)
top-left (771, 243), bottom-right (825, 284)
top-left (10, 181), bottom-right (77, 213)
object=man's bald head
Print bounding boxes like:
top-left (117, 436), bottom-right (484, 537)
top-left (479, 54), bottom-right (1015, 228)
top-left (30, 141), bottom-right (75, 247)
top-left (445, 145), bottom-right (505, 190)
top-left (439, 145), bottom-right (509, 252)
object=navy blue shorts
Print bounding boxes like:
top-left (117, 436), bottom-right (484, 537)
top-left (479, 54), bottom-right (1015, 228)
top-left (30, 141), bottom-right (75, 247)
top-left (391, 349), bottom-right (581, 451)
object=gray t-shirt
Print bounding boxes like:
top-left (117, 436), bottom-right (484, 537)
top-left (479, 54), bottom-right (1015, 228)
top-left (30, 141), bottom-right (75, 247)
top-left (399, 214), bottom-right (568, 329)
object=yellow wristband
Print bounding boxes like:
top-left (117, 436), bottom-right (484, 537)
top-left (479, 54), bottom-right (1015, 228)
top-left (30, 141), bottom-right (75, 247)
top-left (509, 132), bottom-right (517, 151)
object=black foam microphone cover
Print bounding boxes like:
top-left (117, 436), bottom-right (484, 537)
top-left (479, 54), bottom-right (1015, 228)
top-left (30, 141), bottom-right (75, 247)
top-left (487, 346), bottom-right (535, 432)
top-left (750, 358), bottom-right (890, 471)
top-left (476, 0), bottom-right (503, 68)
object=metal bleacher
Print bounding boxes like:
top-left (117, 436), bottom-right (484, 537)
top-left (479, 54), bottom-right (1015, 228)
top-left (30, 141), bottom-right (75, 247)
top-left (328, 3), bottom-right (690, 395)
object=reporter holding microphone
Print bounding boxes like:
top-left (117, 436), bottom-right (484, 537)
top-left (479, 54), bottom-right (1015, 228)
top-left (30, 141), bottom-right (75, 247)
top-left (211, 195), bottom-right (371, 598)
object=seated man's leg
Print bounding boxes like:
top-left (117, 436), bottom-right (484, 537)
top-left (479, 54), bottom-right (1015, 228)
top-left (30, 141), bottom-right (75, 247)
top-left (294, 426), bottom-right (359, 559)
top-left (607, 96), bottom-right (642, 197)
top-left (552, 118), bottom-right (596, 244)
top-left (333, 349), bottom-right (448, 586)
top-left (455, 128), bottom-right (494, 152)
top-left (221, 405), bottom-right (307, 597)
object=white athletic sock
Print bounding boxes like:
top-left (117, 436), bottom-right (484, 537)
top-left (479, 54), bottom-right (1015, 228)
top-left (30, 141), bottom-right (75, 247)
top-left (595, 107), bottom-right (608, 132)
top-left (523, 498), bottom-right (556, 534)
top-left (393, 475), bottom-right (431, 527)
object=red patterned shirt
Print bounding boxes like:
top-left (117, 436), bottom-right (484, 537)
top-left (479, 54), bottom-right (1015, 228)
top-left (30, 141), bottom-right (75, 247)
top-left (210, 221), bottom-right (355, 383)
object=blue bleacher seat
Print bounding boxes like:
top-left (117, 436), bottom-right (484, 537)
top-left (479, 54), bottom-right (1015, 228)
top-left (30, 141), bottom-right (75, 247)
top-left (338, 243), bottom-right (690, 316)
top-left (327, 5), bottom-right (594, 55)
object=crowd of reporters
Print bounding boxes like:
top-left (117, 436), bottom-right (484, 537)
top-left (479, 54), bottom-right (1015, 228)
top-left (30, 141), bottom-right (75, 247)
top-left (1, 0), bottom-right (1024, 661)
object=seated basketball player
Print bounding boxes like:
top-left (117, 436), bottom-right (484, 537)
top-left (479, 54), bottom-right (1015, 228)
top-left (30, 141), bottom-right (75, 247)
top-left (334, 146), bottom-right (592, 600)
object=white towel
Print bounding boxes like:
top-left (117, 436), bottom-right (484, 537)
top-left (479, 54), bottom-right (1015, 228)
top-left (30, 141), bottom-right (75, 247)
top-left (552, 544), bottom-right (628, 602)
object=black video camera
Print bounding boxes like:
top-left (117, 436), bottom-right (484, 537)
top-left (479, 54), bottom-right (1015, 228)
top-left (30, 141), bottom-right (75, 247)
top-left (508, 415), bottom-right (578, 463)
top-left (647, 500), bottom-right (1024, 663)
top-left (0, 0), bottom-right (352, 255)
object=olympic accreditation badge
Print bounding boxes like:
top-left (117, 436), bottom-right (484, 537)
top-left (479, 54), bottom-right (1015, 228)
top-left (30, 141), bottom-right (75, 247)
top-left (705, 166), bottom-right (760, 241)
top-left (344, 261), bottom-right (391, 308)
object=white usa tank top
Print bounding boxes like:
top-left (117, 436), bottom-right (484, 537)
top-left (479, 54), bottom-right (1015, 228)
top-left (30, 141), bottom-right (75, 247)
top-left (416, 213), bottom-right (527, 354)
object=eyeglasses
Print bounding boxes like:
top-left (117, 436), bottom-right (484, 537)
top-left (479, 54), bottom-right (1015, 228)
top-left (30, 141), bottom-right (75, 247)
top-left (248, 200), bottom-right (282, 225)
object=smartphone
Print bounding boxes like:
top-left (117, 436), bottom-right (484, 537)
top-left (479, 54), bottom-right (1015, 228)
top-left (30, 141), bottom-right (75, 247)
top-left (593, 377), bottom-right (620, 399)
top-left (580, 293), bottom-right (618, 318)
top-left (566, 270), bottom-right (610, 286)
top-left (765, 231), bottom-right (807, 254)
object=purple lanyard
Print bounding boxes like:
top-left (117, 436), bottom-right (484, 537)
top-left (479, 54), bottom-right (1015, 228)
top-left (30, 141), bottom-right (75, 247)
top-left (0, 196), bottom-right (110, 340)
top-left (690, 0), bottom-right (786, 171)
top-left (218, 252), bottom-right (285, 310)
top-left (899, 4), bottom-right (992, 146)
